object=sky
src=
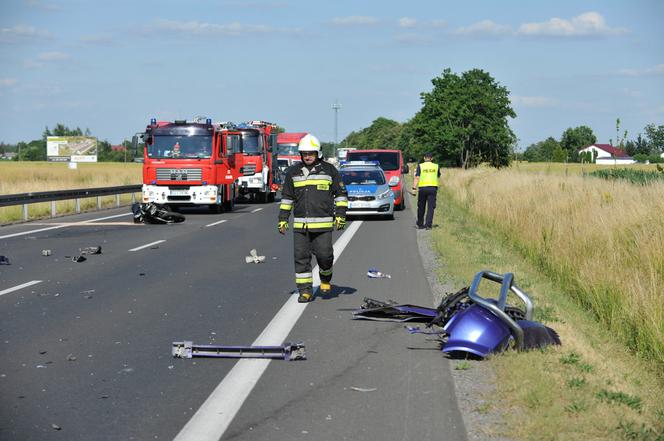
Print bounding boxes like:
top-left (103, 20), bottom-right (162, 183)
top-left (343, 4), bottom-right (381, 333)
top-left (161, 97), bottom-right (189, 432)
top-left (0, 0), bottom-right (663, 150)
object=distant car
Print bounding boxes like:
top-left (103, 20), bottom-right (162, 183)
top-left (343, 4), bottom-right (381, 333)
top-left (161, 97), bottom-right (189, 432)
top-left (339, 161), bottom-right (394, 219)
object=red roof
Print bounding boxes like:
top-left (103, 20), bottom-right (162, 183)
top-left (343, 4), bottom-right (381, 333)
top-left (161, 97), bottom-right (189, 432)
top-left (581, 144), bottom-right (629, 158)
top-left (111, 145), bottom-right (127, 151)
top-left (277, 132), bottom-right (307, 144)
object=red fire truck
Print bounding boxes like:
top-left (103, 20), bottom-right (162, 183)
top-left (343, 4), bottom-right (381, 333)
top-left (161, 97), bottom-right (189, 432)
top-left (132, 118), bottom-right (244, 213)
top-left (276, 132), bottom-right (307, 173)
top-left (235, 120), bottom-right (279, 203)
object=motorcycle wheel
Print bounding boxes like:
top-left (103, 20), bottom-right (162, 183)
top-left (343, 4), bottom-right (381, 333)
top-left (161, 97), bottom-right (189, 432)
top-left (162, 211), bottom-right (185, 223)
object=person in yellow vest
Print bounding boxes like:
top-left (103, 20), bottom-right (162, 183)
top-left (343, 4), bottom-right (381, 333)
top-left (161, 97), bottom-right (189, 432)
top-left (412, 152), bottom-right (440, 230)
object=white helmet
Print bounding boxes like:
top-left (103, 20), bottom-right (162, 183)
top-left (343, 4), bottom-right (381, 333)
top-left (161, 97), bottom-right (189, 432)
top-left (298, 134), bottom-right (321, 157)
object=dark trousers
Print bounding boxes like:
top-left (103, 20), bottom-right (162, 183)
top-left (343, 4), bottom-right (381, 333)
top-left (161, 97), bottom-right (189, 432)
top-left (294, 230), bottom-right (334, 292)
top-left (417, 187), bottom-right (437, 228)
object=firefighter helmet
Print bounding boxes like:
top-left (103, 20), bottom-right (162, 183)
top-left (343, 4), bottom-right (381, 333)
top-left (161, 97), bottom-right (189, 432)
top-left (298, 134), bottom-right (321, 157)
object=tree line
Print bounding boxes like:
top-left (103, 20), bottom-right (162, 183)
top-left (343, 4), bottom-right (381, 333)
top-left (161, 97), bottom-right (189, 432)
top-left (0, 124), bottom-right (134, 162)
top-left (338, 67), bottom-right (663, 167)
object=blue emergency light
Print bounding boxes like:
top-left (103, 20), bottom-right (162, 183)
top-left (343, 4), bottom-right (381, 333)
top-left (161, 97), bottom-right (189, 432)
top-left (150, 118), bottom-right (157, 125)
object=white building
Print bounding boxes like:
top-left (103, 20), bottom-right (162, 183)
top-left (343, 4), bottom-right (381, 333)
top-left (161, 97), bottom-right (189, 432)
top-left (578, 143), bottom-right (636, 165)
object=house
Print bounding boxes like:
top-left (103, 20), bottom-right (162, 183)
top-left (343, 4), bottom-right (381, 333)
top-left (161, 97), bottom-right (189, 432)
top-left (578, 143), bottom-right (636, 165)
top-left (111, 145), bottom-right (127, 152)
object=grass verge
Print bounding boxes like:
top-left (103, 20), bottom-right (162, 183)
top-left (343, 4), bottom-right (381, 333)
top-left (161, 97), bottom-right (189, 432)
top-left (409, 171), bottom-right (664, 440)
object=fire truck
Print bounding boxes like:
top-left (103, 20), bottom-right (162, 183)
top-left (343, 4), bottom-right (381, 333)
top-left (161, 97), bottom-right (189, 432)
top-left (235, 120), bottom-right (280, 203)
top-left (132, 118), bottom-right (244, 213)
top-left (276, 132), bottom-right (306, 173)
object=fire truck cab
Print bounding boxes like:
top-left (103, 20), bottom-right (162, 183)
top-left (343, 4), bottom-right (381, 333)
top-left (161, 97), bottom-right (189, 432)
top-left (235, 120), bottom-right (279, 203)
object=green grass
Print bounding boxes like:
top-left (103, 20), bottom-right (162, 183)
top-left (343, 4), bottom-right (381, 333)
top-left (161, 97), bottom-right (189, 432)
top-left (589, 168), bottom-right (664, 185)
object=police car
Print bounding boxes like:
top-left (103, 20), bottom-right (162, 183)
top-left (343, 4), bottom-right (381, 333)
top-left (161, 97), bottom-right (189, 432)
top-left (339, 161), bottom-right (395, 219)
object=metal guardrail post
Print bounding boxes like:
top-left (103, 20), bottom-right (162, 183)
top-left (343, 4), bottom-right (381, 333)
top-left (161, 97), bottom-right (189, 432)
top-left (75, 198), bottom-right (81, 213)
top-left (131, 193), bottom-right (136, 204)
top-left (51, 201), bottom-right (56, 218)
top-left (23, 204), bottom-right (28, 221)
top-left (116, 194), bottom-right (120, 207)
top-left (97, 196), bottom-right (102, 209)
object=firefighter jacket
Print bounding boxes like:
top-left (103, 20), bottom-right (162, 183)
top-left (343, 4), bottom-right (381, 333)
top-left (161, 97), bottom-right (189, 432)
top-left (279, 160), bottom-right (348, 232)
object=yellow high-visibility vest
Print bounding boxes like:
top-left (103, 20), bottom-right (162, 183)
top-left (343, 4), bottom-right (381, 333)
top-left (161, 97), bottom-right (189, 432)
top-left (417, 162), bottom-right (439, 187)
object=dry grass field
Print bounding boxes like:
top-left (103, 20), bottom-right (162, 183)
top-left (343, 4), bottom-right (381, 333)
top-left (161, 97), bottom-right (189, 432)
top-left (0, 162), bottom-right (142, 223)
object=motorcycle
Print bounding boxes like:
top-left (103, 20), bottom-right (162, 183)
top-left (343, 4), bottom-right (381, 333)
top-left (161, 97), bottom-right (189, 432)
top-left (132, 202), bottom-right (185, 224)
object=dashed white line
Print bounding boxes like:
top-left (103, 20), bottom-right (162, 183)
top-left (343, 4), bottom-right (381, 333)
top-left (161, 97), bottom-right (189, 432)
top-left (173, 220), bottom-right (363, 441)
top-left (129, 240), bottom-right (165, 252)
top-left (0, 212), bottom-right (132, 240)
top-left (0, 280), bottom-right (43, 297)
top-left (251, 208), bottom-right (263, 213)
top-left (205, 219), bottom-right (227, 228)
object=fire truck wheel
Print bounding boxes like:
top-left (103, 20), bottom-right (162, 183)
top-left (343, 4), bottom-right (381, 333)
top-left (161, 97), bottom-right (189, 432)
top-left (209, 204), bottom-right (222, 214)
top-left (268, 192), bottom-right (275, 203)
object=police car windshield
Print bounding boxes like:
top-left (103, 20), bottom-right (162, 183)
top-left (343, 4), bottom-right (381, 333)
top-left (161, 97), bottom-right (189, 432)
top-left (149, 135), bottom-right (213, 159)
top-left (278, 143), bottom-right (299, 155)
top-left (341, 169), bottom-right (386, 186)
top-left (346, 152), bottom-right (399, 171)
top-left (241, 133), bottom-right (263, 154)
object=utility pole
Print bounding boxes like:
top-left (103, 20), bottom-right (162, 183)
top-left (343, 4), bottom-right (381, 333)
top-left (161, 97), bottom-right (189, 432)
top-left (331, 100), bottom-right (342, 159)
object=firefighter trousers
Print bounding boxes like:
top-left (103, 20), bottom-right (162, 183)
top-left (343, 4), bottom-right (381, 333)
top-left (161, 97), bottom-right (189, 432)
top-left (294, 230), bottom-right (334, 293)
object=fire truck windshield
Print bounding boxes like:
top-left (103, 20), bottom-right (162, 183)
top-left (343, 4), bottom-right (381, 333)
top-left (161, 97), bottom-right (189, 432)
top-left (278, 143), bottom-right (299, 155)
top-left (148, 135), bottom-right (213, 159)
top-left (241, 132), bottom-right (263, 154)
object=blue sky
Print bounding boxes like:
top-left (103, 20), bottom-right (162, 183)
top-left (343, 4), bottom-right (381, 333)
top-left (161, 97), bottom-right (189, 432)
top-left (0, 0), bottom-right (662, 150)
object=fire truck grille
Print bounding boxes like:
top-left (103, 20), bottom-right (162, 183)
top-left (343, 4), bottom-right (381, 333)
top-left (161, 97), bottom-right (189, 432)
top-left (156, 168), bottom-right (202, 181)
top-left (348, 196), bottom-right (376, 201)
top-left (242, 163), bottom-right (257, 176)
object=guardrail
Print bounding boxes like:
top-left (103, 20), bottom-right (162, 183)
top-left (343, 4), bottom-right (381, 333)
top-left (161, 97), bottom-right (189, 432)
top-left (0, 185), bottom-right (142, 221)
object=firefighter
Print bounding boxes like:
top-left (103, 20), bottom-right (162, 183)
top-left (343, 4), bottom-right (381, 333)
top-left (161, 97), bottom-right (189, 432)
top-left (277, 134), bottom-right (348, 303)
top-left (412, 152), bottom-right (440, 230)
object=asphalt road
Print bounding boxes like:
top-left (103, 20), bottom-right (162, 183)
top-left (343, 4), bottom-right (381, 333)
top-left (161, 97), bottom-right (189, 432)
top-left (0, 198), bottom-right (467, 441)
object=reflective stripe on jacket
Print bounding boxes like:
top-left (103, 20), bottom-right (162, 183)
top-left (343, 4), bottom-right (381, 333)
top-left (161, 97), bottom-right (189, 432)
top-left (417, 161), bottom-right (439, 188)
top-left (278, 160), bottom-right (347, 232)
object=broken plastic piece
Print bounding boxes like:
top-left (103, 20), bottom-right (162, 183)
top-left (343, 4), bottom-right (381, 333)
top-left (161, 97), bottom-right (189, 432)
top-left (80, 246), bottom-right (102, 255)
top-left (353, 297), bottom-right (437, 322)
top-left (172, 341), bottom-right (306, 361)
top-left (0, 255), bottom-right (9, 265)
top-left (72, 255), bottom-right (87, 263)
top-left (245, 249), bottom-right (266, 264)
top-left (367, 268), bottom-right (391, 279)
top-left (41, 250), bottom-right (52, 256)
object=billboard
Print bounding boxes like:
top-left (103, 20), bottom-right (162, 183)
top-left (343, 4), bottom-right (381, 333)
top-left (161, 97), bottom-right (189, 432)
top-left (47, 136), bottom-right (98, 162)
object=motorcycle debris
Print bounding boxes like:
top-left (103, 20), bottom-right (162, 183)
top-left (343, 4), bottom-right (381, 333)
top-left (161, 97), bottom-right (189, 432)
top-left (245, 249), bottom-right (266, 264)
top-left (41, 250), bottom-right (52, 256)
top-left (349, 386), bottom-right (377, 393)
top-left (367, 268), bottom-right (391, 279)
top-left (72, 255), bottom-right (87, 263)
top-left (0, 256), bottom-right (10, 265)
top-left (80, 246), bottom-right (102, 255)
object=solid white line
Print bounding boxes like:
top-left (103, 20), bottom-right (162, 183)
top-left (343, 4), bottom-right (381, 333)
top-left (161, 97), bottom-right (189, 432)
top-left (128, 240), bottom-right (165, 252)
top-left (251, 208), bottom-right (263, 213)
top-left (173, 220), bottom-right (363, 441)
top-left (0, 212), bottom-right (132, 240)
top-left (0, 280), bottom-right (42, 297)
top-left (205, 219), bottom-right (227, 228)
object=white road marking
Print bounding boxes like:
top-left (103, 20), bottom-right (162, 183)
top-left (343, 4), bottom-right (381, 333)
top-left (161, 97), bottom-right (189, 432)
top-left (0, 280), bottom-right (42, 297)
top-left (0, 212), bottom-right (132, 240)
top-left (251, 208), bottom-right (263, 213)
top-left (128, 240), bottom-right (165, 252)
top-left (205, 219), bottom-right (227, 228)
top-left (31, 222), bottom-right (140, 226)
top-left (173, 220), bottom-right (363, 441)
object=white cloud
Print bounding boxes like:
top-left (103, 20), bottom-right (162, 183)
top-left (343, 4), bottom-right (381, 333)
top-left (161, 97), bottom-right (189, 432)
top-left (146, 19), bottom-right (298, 37)
top-left (0, 78), bottom-right (18, 87)
top-left (24, 0), bottom-right (60, 11)
top-left (37, 51), bottom-right (70, 61)
top-left (0, 24), bottom-right (52, 43)
top-left (80, 34), bottom-right (114, 45)
top-left (428, 19), bottom-right (447, 29)
top-left (518, 12), bottom-right (627, 37)
top-left (512, 95), bottom-right (558, 108)
top-left (399, 17), bottom-right (417, 28)
top-left (621, 88), bottom-right (642, 98)
top-left (331, 16), bottom-right (380, 26)
top-left (453, 20), bottom-right (512, 37)
top-left (617, 64), bottom-right (664, 77)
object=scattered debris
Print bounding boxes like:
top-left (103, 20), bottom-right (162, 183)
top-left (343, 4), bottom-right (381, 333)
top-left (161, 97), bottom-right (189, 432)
top-left (51, 424), bottom-right (61, 431)
top-left (71, 255), bottom-right (87, 263)
top-left (100, 395), bottom-right (109, 399)
top-left (0, 256), bottom-right (9, 265)
top-left (41, 250), bottom-right (52, 256)
top-left (80, 246), bottom-right (102, 255)
top-left (350, 387), bottom-right (377, 393)
top-left (132, 202), bottom-right (185, 224)
top-left (80, 289), bottom-right (95, 294)
top-left (245, 249), bottom-right (266, 264)
top-left (39, 350), bottom-right (47, 355)
top-left (36, 364), bottom-right (47, 369)
top-left (172, 341), bottom-right (306, 361)
top-left (367, 268), bottom-right (391, 279)
top-left (66, 354), bottom-right (77, 361)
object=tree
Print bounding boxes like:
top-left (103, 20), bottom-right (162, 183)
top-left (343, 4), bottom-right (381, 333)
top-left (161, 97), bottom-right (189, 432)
top-left (340, 117), bottom-right (404, 151)
top-left (560, 126), bottom-right (596, 162)
top-left (408, 68), bottom-right (516, 168)
top-left (522, 137), bottom-right (561, 162)
top-left (644, 123), bottom-right (664, 153)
